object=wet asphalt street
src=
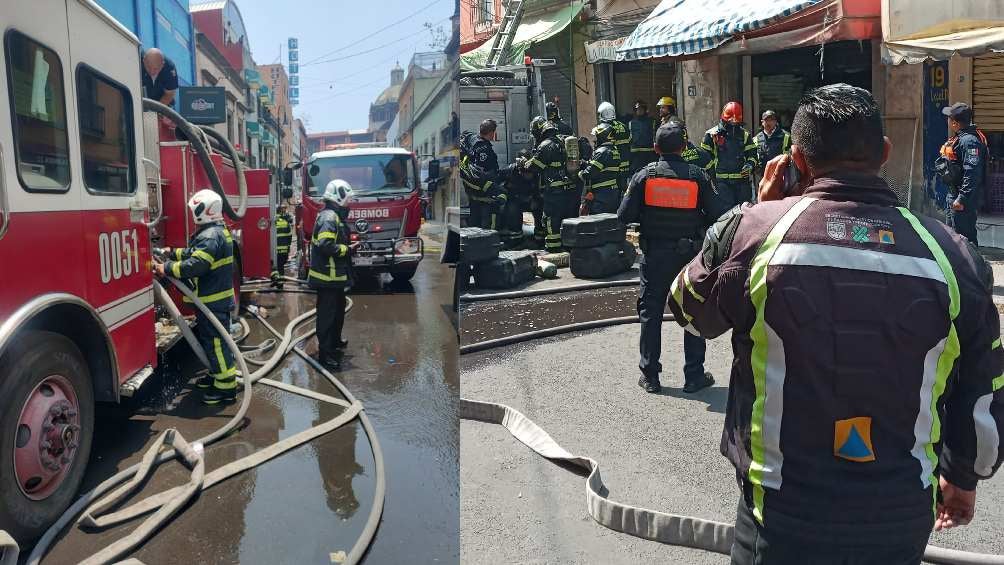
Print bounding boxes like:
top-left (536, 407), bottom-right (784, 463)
top-left (38, 259), bottom-right (457, 564)
top-left (460, 283), bottom-right (1004, 564)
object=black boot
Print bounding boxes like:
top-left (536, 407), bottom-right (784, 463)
top-left (683, 372), bottom-right (715, 394)
top-left (202, 385), bottom-right (239, 405)
top-left (638, 374), bottom-right (662, 394)
top-left (335, 339), bottom-right (348, 349)
top-left (195, 375), bottom-right (214, 389)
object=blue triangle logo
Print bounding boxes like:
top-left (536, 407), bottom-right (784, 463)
top-left (838, 425), bottom-right (873, 459)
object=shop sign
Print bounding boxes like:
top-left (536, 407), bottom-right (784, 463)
top-left (585, 37), bottom-right (626, 64)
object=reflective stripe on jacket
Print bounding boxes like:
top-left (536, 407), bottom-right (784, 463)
top-left (275, 213), bottom-right (293, 253)
top-left (308, 206), bottom-right (351, 289)
top-left (667, 172), bottom-right (1003, 544)
top-left (166, 223), bottom-right (235, 311)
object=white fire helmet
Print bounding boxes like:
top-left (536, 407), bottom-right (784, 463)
top-left (188, 189), bottom-right (224, 225)
top-left (597, 101), bottom-right (616, 121)
top-left (323, 179), bottom-right (354, 207)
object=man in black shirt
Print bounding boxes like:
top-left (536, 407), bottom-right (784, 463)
top-left (142, 48), bottom-right (179, 106)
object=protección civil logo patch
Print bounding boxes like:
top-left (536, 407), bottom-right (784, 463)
top-left (834, 417), bottom-right (876, 462)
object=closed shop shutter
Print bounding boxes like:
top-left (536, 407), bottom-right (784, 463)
top-left (972, 54), bottom-right (1004, 132)
top-left (613, 61), bottom-right (676, 117)
top-left (528, 34), bottom-right (575, 131)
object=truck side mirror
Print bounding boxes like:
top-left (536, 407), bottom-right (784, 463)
top-left (282, 168), bottom-right (293, 187)
top-left (281, 187), bottom-right (294, 200)
top-left (308, 164), bottom-right (320, 177)
top-left (428, 159), bottom-right (440, 181)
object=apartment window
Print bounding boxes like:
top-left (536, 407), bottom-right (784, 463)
top-left (479, 0), bottom-right (494, 23)
top-left (76, 65), bottom-right (136, 194)
top-left (5, 30), bottom-right (71, 191)
top-left (226, 111), bottom-right (234, 144)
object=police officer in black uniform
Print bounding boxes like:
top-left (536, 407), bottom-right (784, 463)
top-left (578, 122), bottom-right (624, 214)
top-left (629, 100), bottom-right (658, 175)
top-left (527, 121), bottom-right (577, 252)
top-left (459, 120), bottom-right (505, 230)
top-left (308, 180), bottom-right (356, 371)
top-left (753, 109), bottom-right (791, 177)
top-left (546, 101), bottom-right (574, 136)
top-left (939, 102), bottom-right (989, 245)
top-left (618, 120), bottom-right (731, 394)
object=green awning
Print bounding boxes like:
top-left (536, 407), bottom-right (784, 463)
top-left (460, 2), bottom-right (585, 71)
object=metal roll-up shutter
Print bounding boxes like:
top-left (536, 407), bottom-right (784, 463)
top-left (529, 33), bottom-right (575, 132)
top-left (973, 54), bottom-right (1004, 132)
top-left (613, 61), bottom-right (676, 118)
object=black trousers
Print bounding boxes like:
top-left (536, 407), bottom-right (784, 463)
top-left (315, 287), bottom-right (346, 363)
top-left (531, 196), bottom-right (546, 247)
top-left (718, 178), bottom-right (754, 207)
top-left (638, 247), bottom-right (706, 382)
top-left (469, 198), bottom-right (499, 230)
top-left (195, 309), bottom-right (237, 386)
top-left (947, 204), bottom-right (979, 246)
top-left (586, 187), bottom-right (623, 215)
top-left (730, 497), bottom-right (929, 565)
top-left (542, 189), bottom-right (580, 252)
top-left (275, 252), bottom-right (289, 274)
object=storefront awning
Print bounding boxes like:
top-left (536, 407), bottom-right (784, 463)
top-left (884, 24), bottom-right (1004, 65)
top-left (617, 0), bottom-right (826, 61)
top-left (460, 2), bottom-right (585, 71)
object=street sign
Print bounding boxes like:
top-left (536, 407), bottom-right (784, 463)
top-left (288, 38), bottom-right (298, 50)
top-left (178, 86), bottom-right (226, 125)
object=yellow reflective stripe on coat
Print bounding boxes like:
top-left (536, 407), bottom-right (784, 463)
top-left (717, 172), bottom-right (749, 179)
top-left (315, 231), bottom-right (338, 241)
top-left (897, 207), bottom-right (961, 517)
top-left (308, 269), bottom-right (347, 282)
top-left (683, 268), bottom-right (705, 303)
top-left (199, 287), bottom-right (236, 304)
top-left (747, 197), bottom-right (816, 525)
top-left (631, 147), bottom-right (656, 153)
top-left (669, 271), bottom-right (693, 323)
top-left (588, 160), bottom-right (606, 171)
top-left (193, 250), bottom-right (215, 264)
top-left (211, 255), bottom-right (234, 269)
top-left (171, 261), bottom-right (182, 278)
top-left (590, 179), bottom-right (619, 189)
top-left (174, 248), bottom-right (183, 261)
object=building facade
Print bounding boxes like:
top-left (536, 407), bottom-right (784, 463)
top-left (95, 0), bottom-right (196, 87)
top-left (368, 65), bottom-right (404, 143)
top-left (259, 64), bottom-right (295, 168)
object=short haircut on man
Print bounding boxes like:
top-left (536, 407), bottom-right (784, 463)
top-left (791, 83), bottom-right (885, 169)
top-left (480, 119), bottom-right (497, 136)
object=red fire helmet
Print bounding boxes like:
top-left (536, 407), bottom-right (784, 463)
top-left (721, 101), bottom-right (744, 124)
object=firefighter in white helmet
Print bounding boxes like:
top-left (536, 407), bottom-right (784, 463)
top-left (598, 101), bottom-right (631, 187)
top-left (153, 189), bottom-right (239, 405)
top-left (308, 179), bottom-right (357, 371)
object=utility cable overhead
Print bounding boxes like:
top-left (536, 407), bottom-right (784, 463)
top-left (301, 0), bottom-right (447, 65)
top-left (303, 18), bottom-right (450, 67)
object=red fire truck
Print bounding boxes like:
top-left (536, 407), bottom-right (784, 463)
top-left (297, 145), bottom-right (426, 282)
top-left (0, 0), bottom-right (272, 542)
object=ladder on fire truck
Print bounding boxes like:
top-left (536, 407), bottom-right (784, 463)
top-left (485, 0), bottom-right (525, 69)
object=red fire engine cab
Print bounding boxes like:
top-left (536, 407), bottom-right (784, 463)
top-left (0, 0), bottom-right (272, 543)
top-left (297, 145), bottom-right (426, 282)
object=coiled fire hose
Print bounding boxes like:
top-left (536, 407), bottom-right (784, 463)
top-left (17, 278), bottom-right (384, 565)
top-left (460, 283), bottom-right (1004, 565)
top-left (141, 98), bottom-right (246, 221)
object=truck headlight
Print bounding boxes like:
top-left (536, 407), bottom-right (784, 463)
top-left (394, 239), bottom-right (420, 255)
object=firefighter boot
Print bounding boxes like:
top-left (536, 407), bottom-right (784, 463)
top-left (203, 380), bottom-right (240, 405)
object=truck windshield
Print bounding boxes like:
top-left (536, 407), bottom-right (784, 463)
top-left (306, 154), bottom-right (415, 197)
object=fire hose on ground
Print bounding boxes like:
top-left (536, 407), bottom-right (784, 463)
top-left (459, 280), bottom-right (1004, 565)
top-left (9, 277), bottom-right (384, 565)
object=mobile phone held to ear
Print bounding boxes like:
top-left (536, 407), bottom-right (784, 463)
top-left (782, 157), bottom-right (801, 196)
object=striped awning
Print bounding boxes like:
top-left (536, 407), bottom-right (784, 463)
top-left (617, 0), bottom-right (825, 61)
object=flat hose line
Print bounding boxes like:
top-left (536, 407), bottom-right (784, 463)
top-left (18, 281), bottom-right (384, 565)
top-left (460, 278), bottom-right (640, 303)
top-left (460, 319), bottom-right (1004, 565)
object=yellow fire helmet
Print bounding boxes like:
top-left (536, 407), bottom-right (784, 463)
top-left (657, 96), bottom-right (676, 108)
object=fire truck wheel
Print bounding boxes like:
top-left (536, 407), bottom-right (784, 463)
top-left (391, 266), bottom-right (418, 283)
top-left (0, 331), bottom-right (94, 543)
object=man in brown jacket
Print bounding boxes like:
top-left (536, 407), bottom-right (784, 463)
top-left (668, 84), bottom-right (1002, 565)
